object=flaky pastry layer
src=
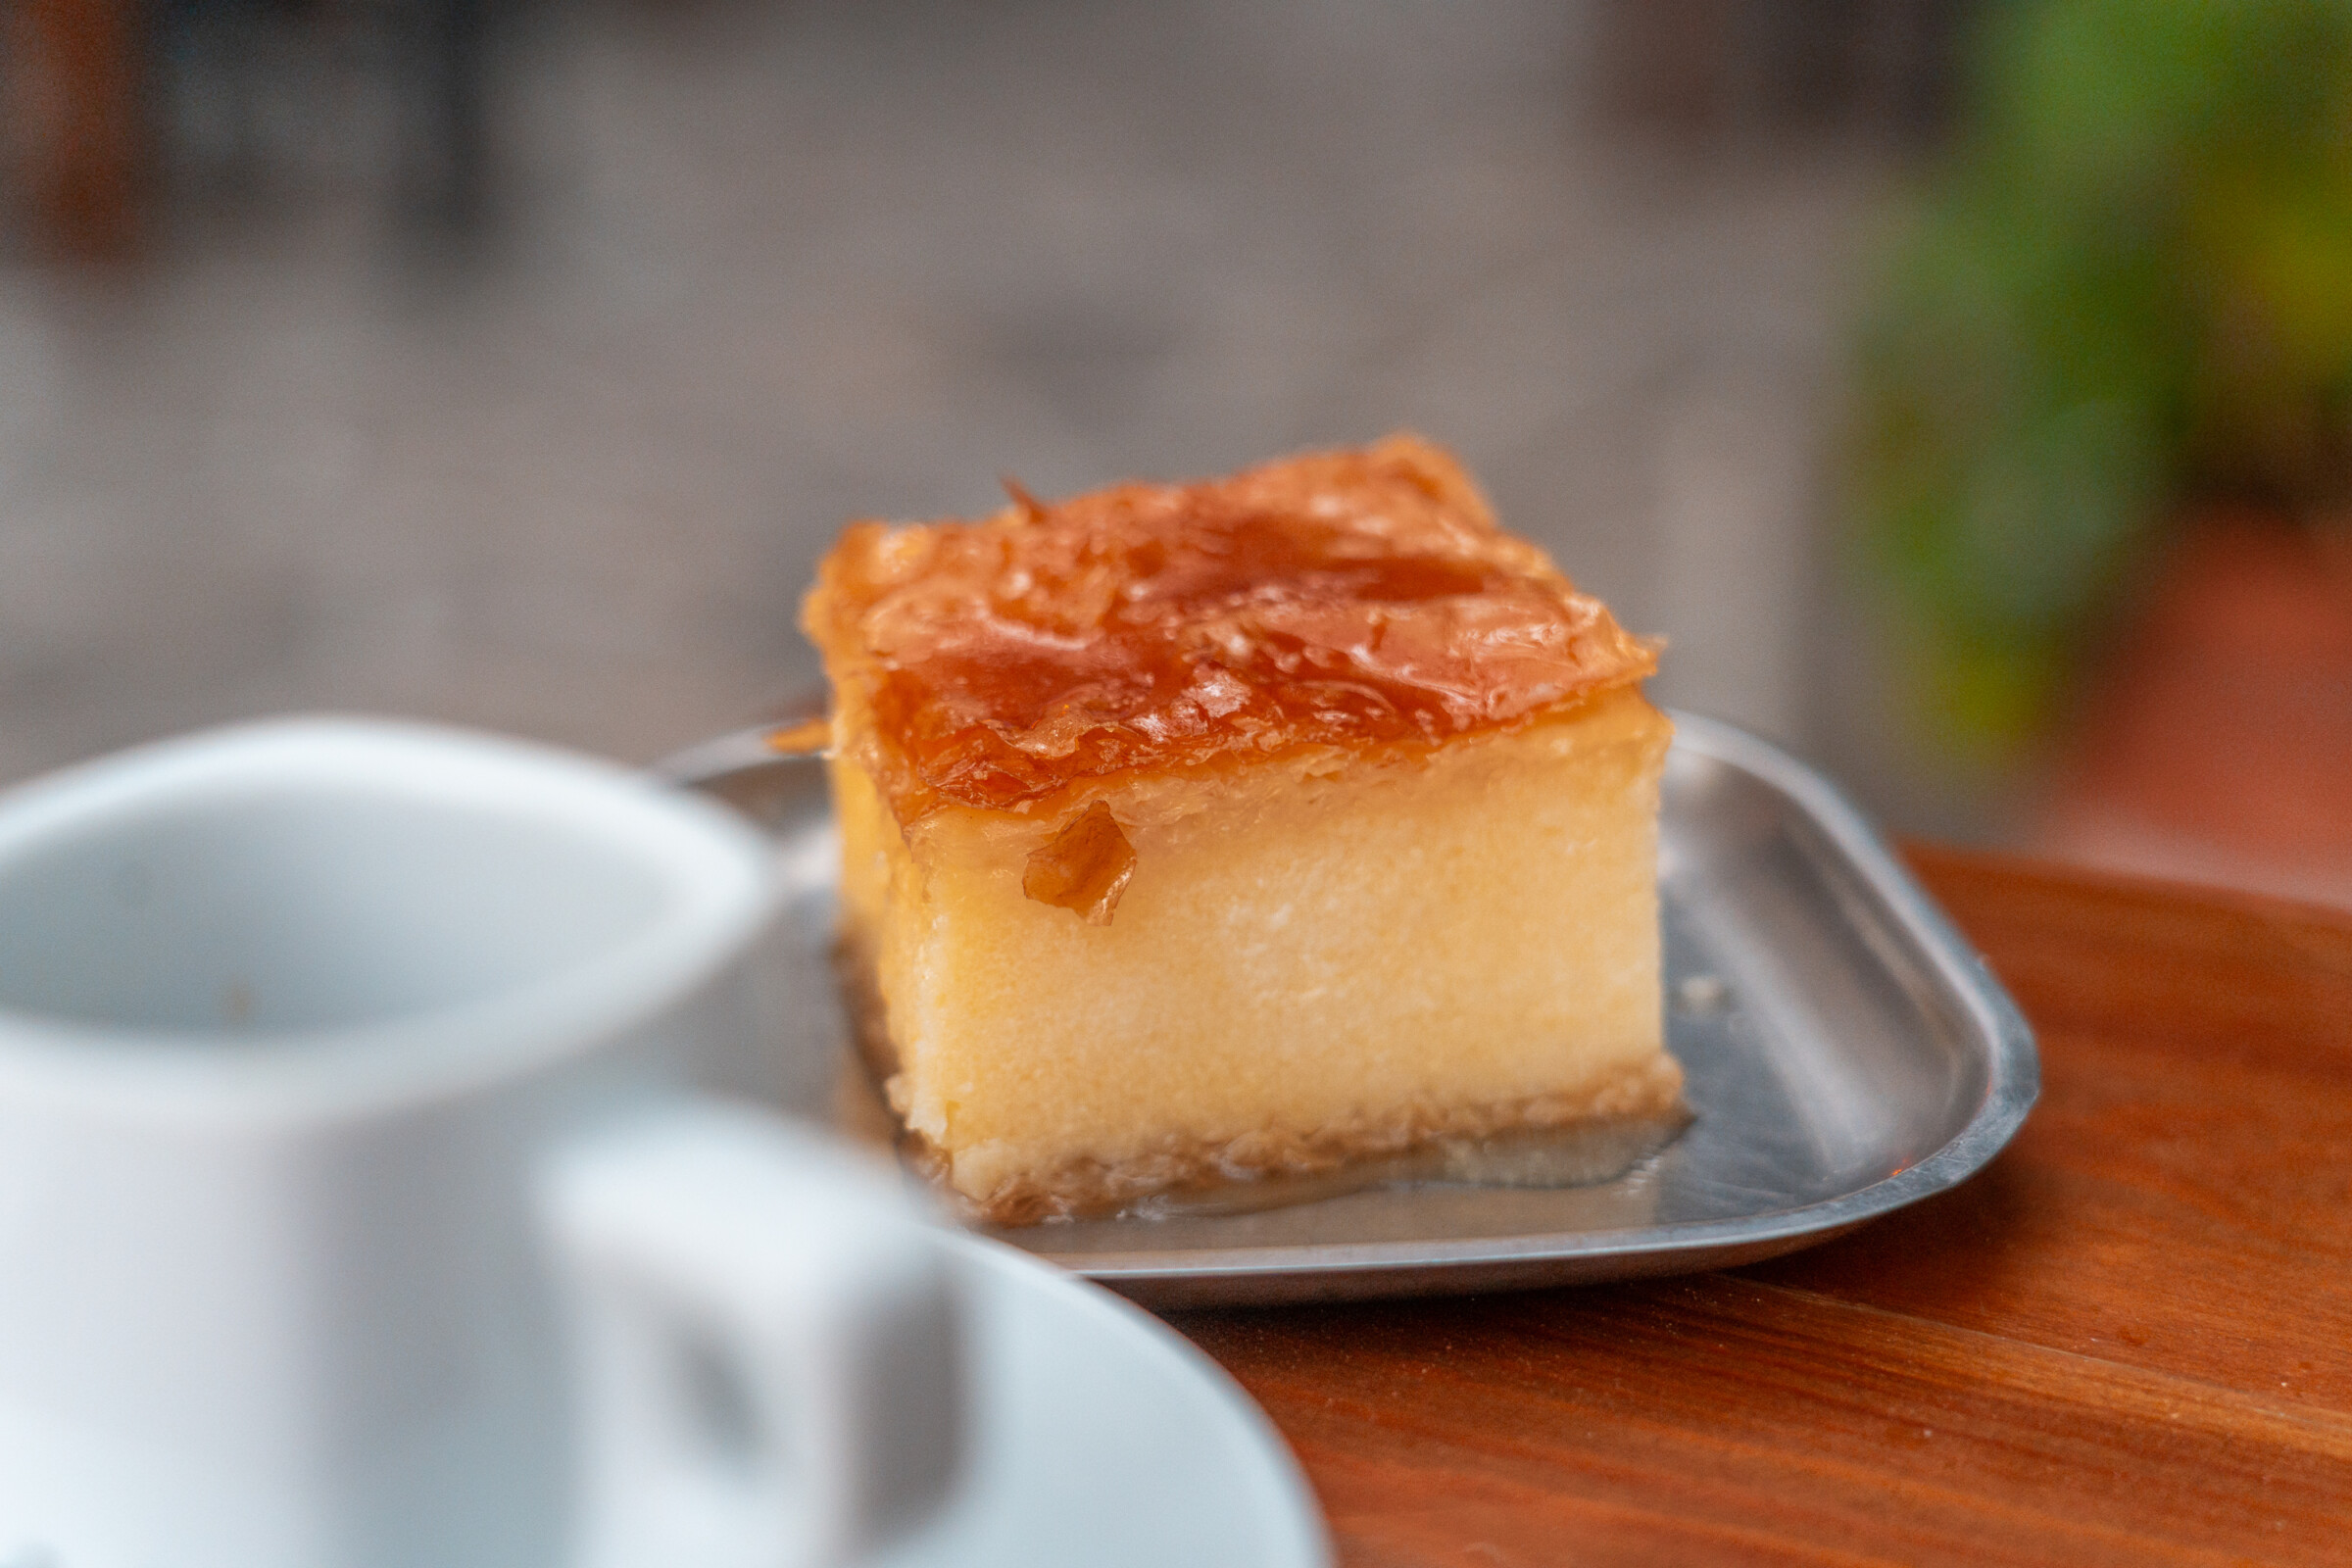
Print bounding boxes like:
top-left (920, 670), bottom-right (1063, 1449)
top-left (802, 433), bottom-right (1656, 821)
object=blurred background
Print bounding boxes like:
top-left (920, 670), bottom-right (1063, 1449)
top-left (2, 0), bottom-right (2347, 906)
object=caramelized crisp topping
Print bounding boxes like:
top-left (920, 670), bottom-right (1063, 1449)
top-left (1021, 801), bottom-right (1138, 924)
top-left (805, 434), bottom-right (1656, 818)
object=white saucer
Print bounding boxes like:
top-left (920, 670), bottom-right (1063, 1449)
top-left (878, 1234), bottom-right (1331, 1568)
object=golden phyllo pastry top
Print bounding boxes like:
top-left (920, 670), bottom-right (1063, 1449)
top-left (803, 433), bottom-right (1656, 820)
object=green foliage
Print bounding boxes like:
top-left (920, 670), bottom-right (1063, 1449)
top-left (1850, 0), bottom-right (2352, 757)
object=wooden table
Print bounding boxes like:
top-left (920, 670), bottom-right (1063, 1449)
top-left (1170, 848), bottom-right (2352, 1565)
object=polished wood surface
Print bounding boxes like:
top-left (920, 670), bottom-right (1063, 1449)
top-left (1171, 847), bottom-right (2352, 1565)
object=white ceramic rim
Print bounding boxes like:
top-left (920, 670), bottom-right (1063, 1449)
top-left (937, 1232), bottom-right (1334, 1568)
top-left (0, 717), bottom-right (779, 1126)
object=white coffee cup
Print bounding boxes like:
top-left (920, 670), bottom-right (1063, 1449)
top-left (0, 718), bottom-right (960, 1568)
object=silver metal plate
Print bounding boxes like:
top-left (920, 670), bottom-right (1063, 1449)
top-left (696, 712), bottom-right (2037, 1307)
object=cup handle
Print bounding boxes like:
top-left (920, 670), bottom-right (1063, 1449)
top-left (537, 1101), bottom-right (962, 1568)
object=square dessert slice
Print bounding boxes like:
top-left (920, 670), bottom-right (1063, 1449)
top-left (804, 435), bottom-right (1679, 1222)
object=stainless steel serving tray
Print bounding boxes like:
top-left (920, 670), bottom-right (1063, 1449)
top-left (679, 712), bottom-right (2037, 1308)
